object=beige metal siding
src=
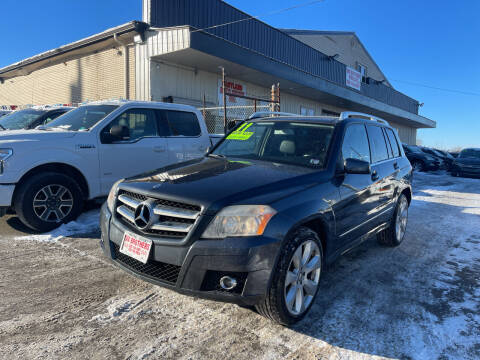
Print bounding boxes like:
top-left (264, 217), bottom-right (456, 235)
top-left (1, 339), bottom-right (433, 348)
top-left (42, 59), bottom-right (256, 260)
top-left (0, 47), bottom-right (134, 105)
top-left (389, 120), bottom-right (417, 145)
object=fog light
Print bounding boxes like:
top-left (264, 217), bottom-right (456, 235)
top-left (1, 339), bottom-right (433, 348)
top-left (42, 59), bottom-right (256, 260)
top-left (219, 276), bottom-right (237, 290)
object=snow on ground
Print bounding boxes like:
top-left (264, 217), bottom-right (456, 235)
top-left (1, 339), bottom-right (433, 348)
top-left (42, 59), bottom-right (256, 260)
top-left (13, 209), bottom-right (100, 242)
top-left (1, 170), bottom-right (479, 359)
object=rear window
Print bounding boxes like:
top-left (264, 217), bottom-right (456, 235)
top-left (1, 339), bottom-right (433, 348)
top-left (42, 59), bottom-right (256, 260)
top-left (163, 111), bottom-right (200, 137)
top-left (366, 125), bottom-right (389, 163)
top-left (385, 128), bottom-right (401, 157)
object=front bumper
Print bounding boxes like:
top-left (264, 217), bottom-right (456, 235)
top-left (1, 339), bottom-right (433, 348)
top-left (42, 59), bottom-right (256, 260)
top-left (453, 166), bottom-right (480, 177)
top-left (100, 204), bottom-right (282, 305)
top-left (0, 184), bottom-right (15, 209)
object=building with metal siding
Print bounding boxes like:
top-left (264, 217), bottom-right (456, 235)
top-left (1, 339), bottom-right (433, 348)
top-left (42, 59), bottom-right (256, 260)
top-left (0, 0), bottom-right (434, 144)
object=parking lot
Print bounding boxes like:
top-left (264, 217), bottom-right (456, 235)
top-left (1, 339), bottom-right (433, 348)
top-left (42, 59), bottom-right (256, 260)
top-left (0, 171), bottom-right (479, 360)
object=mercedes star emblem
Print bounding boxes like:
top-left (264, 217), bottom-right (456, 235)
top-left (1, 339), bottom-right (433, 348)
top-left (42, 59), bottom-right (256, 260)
top-left (134, 202), bottom-right (152, 229)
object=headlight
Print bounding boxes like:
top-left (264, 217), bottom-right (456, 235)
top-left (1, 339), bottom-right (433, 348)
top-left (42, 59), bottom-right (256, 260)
top-left (202, 205), bottom-right (277, 238)
top-left (107, 179), bottom-right (123, 212)
top-left (0, 149), bottom-right (13, 174)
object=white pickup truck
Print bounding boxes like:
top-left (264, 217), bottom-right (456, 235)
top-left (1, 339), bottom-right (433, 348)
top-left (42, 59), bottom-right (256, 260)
top-left (0, 100), bottom-right (221, 231)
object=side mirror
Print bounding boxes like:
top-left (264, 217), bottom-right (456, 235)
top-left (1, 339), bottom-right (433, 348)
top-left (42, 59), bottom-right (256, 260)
top-left (101, 125), bottom-right (130, 144)
top-left (344, 158), bottom-right (371, 174)
top-left (227, 120), bottom-right (243, 131)
top-left (110, 125), bottom-right (129, 139)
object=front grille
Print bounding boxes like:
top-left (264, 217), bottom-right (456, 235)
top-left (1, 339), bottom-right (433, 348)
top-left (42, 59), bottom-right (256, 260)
top-left (115, 190), bottom-right (202, 239)
top-left (112, 243), bottom-right (181, 284)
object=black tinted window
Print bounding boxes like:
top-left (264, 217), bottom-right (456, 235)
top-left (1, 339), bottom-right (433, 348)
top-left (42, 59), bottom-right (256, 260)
top-left (385, 128), bottom-right (400, 157)
top-left (342, 124), bottom-right (371, 163)
top-left (366, 125), bottom-right (389, 162)
top-left (164, 111), bottom-right (200, 136)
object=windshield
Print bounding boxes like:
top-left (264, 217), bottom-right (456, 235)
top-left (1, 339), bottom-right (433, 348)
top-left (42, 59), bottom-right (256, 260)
top-left (211, 121), bottom-right (334, 168)
top-left (45, 105), bottom-right (118, 131)
top-left (0, 109), bottom-right (46, 130)
top-left (405, 145), bottom-right (423, 154)
top-left (459, 149), bottom-right (480, 159)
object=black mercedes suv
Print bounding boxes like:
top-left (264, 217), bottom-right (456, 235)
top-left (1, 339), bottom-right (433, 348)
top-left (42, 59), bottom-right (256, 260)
top-left (100, 112), bottom-right (412, 325)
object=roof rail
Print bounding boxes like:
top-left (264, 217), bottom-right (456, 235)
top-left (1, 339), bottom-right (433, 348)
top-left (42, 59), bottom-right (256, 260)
top-left (340, 111), bottom-right (389, 125)
top-left (248, 111), bottom-right (297, 120)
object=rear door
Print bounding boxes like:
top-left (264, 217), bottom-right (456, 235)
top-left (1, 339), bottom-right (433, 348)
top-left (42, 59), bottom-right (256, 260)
top-left (97, 108), bottom-right (170, 194)
top-left (160, 110), bottom-right (209, 163)
top-left (335, 123), bottom-right (376, 246)
top-left (364, 124), bottom-right (397, 226)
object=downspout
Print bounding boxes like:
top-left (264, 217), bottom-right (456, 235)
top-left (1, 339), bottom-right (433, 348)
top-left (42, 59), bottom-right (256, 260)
top-left (113, 33), bottom-right (129, 100)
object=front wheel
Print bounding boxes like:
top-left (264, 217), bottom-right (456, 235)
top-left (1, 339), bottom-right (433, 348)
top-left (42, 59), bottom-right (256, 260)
top-left (378, 194), bottom-right (409, 247)
top-left (255, 227), bottom-right (323, 326)
top-left (14, 172), bottom-right (84, 232)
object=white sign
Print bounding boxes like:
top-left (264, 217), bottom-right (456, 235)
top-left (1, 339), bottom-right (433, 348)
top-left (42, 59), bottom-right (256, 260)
top-left (346, 67), bottom-right (362, 91)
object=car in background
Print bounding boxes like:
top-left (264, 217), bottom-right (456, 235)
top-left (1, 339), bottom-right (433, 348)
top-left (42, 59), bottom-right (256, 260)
top-left (420, 147), bottom-right (452, 170)
top-left (433, 149), bottom-right (456, 170)
top-left (450, 148), bottom-right (480, 178)
top-left (402, 144), bottom-right (440, 172)
top-left (449, 151), bottom-right (460, 158)
top-left (0, 100), bottom-right (218, 232)
top-left (0, 110), bottom-right (13, 118)
top-left (0, 106), bottom-right (72, 131)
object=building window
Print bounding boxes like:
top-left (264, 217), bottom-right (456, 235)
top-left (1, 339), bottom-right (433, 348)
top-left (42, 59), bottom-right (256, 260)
top-left (300, 106), bottom-right (314, 116)
top-left (356, 63), bottom-right (367, 83)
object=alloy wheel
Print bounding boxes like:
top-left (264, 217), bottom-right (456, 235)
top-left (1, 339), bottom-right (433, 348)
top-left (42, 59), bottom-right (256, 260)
top-left (395, 196), bottom-right (408, 242)
top-left (284, 240), bottom-right (321, 316)
top-left (33, 184), bottom-right (74, 222)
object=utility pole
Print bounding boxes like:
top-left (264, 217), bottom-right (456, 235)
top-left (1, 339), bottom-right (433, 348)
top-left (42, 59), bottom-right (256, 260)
top-left (220, 67), bottom-right (227, 134)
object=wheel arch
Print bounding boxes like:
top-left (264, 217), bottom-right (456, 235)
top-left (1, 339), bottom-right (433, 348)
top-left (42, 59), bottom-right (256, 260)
top-left (13, 163), bottom-right (89, 202)
top-left (400, 187), bottom-right (412, 205)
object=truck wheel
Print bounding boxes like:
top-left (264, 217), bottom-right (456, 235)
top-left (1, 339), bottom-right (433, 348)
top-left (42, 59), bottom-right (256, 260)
top-left (255, 227), bottom-right (323, 326)
top-left (14, 172), bottom-right (84, 232)
top-left (377, 194), bottom-right (409, 247)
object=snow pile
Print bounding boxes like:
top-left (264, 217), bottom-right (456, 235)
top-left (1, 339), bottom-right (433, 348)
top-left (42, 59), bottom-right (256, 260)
top-left (14, 209), bottom-right (100, 242)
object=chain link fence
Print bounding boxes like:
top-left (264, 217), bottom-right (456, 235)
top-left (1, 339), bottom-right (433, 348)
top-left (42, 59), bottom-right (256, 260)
top-left (200, 104), bottom-right (271, 134)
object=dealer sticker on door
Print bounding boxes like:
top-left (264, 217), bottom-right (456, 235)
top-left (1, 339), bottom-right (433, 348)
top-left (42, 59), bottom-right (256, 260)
top-left (120, 232), bottom-right (153, 264)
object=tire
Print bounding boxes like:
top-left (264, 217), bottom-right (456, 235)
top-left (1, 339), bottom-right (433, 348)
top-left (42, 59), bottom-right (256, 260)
top-left (14, 172), bottom-right (84, 232)
top-left (411, 161), bottom-right (424, 172)
top-left (377, 194), bottom-right (409, 247)
top-left (255, 227), bottom-right (323, 326)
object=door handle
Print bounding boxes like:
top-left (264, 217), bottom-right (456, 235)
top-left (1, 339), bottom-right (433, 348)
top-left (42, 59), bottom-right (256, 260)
top-left (371, 170), bottom-right (379, 181)
top-left (153, 146), bottom-right (166, 152)
top-left (393, 162), bottom-right (399, 170)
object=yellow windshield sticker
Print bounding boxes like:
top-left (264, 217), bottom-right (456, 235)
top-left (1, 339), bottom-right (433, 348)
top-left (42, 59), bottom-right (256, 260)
top-left (227, 123), bottom-right (254, 140)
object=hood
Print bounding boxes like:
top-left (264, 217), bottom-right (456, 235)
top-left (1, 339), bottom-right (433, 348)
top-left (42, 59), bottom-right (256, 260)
top-left (121, 157), bottom-right (324, 212)
top-left (0, 129), bottom-right (76, 144)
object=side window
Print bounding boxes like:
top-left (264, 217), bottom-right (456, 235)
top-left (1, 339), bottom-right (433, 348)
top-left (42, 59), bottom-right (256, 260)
top-left (43, 111), bottom-right (65, 125)
top-left (104, 108), bottom-right (157, 141)
top-left (366, 125), bottom-right (389, 163)
top-left (342, 124), bottom-right (371, 163)
top-left (385, 128), bottom-right (401, 157)
top-left (164, 111), bottom-right (201, 137)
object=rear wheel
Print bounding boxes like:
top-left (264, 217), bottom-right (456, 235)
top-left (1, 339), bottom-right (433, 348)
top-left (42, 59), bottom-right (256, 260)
top-left (255, 227), bottom-right (322, 326)
top-left (14, 172), bottom-right (84, 232)
top-left (378, 194), bottom-right (409, 247)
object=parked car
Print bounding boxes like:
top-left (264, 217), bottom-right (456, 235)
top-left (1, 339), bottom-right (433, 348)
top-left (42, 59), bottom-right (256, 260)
top-left (0, 110), bottom-right (13, 118)
top-left (402, 144), bottom-right (440, 171)
top-left (433, 149), bottom-right (456, 170)
top-left (450, 148), bottom-right (480, 178)
top-left (420, 147), bottom-right (448, 169)
top-left (0, 106), bottom-right (72, 131)
top-left (0, 100), bottom-right (218, 231)
top-left (100, 112), bottom-right (412, 325)
top-left (449, 151), bottom-right (460, 158)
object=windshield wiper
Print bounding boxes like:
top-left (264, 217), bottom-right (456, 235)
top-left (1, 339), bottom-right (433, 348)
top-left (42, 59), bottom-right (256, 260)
top-left (208, 153), bottom-right (226, 159)
top-left (0, 124), bottom-right (5, 130)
